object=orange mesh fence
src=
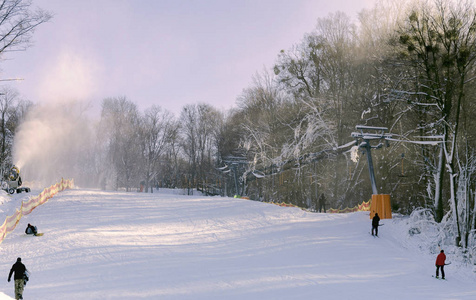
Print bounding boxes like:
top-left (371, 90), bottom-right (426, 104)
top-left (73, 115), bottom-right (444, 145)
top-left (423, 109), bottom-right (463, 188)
top-left (327, 200), bottom-right (371, 213)
top-left (244, 197), bottom-right (370, 212)
top-left (272, 202), bottom-right (297, 208)
top-left (0, 178), bottom-right (74, 245)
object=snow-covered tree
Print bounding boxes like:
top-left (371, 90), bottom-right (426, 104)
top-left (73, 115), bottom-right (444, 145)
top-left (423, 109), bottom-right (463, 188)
top-left (396, 0), bottom-right (476, 245)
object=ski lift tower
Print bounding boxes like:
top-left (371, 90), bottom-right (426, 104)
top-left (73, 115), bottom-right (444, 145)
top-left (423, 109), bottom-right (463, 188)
top-left (351, 125), bottom-right (392, 219)
top-left (222, 155), bottom-right (248, 197)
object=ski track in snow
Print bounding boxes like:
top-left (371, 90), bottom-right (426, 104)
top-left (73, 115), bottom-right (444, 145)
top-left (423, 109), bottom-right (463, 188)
top-left (0, 188), bottom-right (473, 299)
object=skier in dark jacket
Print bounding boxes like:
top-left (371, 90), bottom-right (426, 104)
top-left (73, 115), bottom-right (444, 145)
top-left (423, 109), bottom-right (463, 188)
top-left (435, 250), bottom-right (446, 279)
top-left (318, 194), bottom-right (326, 213)
top-left (8, 257), bottom-right (27, 300)
top-left (371, 213), bottom-right (380, 236)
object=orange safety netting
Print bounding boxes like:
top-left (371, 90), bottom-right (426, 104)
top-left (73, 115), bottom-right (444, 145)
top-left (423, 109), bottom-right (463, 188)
top-left (0, 178), bottom-right (74, 245)
top-left (251, 198), bottom-right (370, 212)
top-left (327, 200), bottom-right (371, 214)
top-left (273, 202), bottom-right (297, 208)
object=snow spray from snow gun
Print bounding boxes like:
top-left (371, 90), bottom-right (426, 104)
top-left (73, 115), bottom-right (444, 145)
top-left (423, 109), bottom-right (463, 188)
top-left (12, 101), bottom-right (92, 186)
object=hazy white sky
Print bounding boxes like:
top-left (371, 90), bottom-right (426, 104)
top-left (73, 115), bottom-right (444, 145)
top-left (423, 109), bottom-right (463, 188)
top-left (0, 0), bottom-right (375, 116)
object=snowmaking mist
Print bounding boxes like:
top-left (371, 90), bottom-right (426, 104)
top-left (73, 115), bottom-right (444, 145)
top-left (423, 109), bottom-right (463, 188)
top-left (12, 101), bottom-right (94, 188)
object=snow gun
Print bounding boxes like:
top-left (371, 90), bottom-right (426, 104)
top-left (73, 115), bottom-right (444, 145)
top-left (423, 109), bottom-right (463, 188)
top-left (1, 165), bottom-right (31, 194)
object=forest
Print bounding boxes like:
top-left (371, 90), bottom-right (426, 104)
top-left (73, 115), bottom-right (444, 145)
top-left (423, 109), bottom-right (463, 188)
top-left (1, 0), bottom-right (476, 248)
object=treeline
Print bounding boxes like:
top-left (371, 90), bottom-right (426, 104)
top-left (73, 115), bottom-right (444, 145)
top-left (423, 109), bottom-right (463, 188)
top-left (2, 0), bottom-right (476, 246)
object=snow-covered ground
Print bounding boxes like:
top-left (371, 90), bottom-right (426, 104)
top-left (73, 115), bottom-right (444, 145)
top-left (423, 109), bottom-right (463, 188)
top-left (0, 187), bottom-right (474, 299)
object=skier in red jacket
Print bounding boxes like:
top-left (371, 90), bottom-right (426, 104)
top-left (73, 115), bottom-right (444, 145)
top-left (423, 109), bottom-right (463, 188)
top-left (435, 250), bottom-right (446, 279)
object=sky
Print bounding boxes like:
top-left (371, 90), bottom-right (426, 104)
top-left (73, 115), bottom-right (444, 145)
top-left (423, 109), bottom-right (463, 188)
top-left (0, 0), bottom-right (375, 116)
top-left (0, 187), bottom-right (475, 299)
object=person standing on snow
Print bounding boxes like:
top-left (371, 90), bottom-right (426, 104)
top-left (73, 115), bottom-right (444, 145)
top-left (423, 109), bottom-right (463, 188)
top-left (318, 194), bottom-right (326, 213)
top-left (8, 257), bottom-right (27, 300)
top-left (435, 250), bottom-right (446, 279)
top-left (371, 213), bottom-right (380, 236)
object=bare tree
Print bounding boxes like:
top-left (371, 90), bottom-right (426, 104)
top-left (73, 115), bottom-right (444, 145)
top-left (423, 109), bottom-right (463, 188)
top-left (99, 97), bottom-right (141, 191)
top-left (180, 103), bottom-right (221, 189)
top-left (0, 0), bottom-right (52, 55)
top-left (0, 86), bottom-right (29, 173)
top-left (139, 105), bottom-right (174, 192)
top-left (160, 118), bottom-right (181, 188)
top-left (0, 87), bottom-right (17, 167)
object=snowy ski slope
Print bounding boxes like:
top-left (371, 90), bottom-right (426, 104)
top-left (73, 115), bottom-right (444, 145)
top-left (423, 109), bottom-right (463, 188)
top-left (0, 188), bottom-right (474, 299)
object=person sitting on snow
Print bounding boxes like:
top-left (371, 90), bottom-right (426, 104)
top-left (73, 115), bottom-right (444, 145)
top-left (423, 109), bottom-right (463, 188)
top-left (25, 223), bottom-right (37, 235)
